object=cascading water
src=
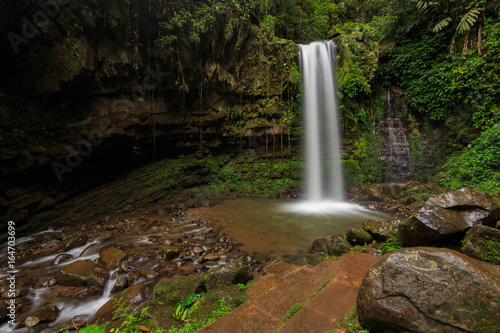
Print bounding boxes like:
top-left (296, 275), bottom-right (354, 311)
top-left (380, 89), bottom-right (412, 183)
top-left (300, 40), bottom-right (344, 202)
top-left (283, 40), bottom-right (374, 215)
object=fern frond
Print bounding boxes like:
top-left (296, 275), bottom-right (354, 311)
top-left (457, 8), bottom-right (481, 34)
top-left (433, 17), bottom-right (452, 33)
top-left (416, 1), bottom-right (438, 12)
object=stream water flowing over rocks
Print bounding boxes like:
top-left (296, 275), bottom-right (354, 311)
top-left (0, 209), bottom-right (249, 332)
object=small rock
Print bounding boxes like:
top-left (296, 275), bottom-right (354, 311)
top-left (98, 246), bottom-right (127, 270)
top-left (111, 275), bottom-right (128, 293)
top-left (308, 234), bottom-right (351, 257)
top-left (25, 305), bottom-right (60, 328)
top-left (361, 184), bottom-right (386, 201)
top-left (203, 253), bottom-right (220, 262)
top-left (61, 233), bottom-right (88, 251)
top-left (206, 262), bottom-right (253, 290)
top-left (128, 272), bottom-right (138, 286)
top-left (56, 260), bottom-right (97, 287)
top-left (139, 270), bottom-right (159, 280)
top-left (159, 246), bottom-right (180, 260)
top-left (346, 227), bottom-right (373, 245)
top-left (88, 267), bottom-right (110, 292)
top-left (362, 220), bottom-right (396, 241)
top-left (53, 254), bottom-right (73, 265)
top-left (2, 287), bottom-right (29, 299)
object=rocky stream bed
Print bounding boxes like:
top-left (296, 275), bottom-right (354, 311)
top-left (1, 182), bottom-right (500, 333)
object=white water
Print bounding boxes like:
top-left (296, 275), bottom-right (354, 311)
top-left (291, 40), bottom-right (349, 214)
top-left (300, 40), bottom-right (343, 203)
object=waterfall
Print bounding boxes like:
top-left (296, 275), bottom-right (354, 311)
top-left (381, 89), bottom-right (412, 183)
top-left (299, 40), bottom-right (343, 202)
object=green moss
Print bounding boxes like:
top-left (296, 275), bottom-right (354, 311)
top-left (280, 302), bottom-right (304, 324)
top-left (330, 307), bottom-right (368, 333)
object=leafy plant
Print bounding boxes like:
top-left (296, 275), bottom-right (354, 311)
top-left (378, 237), bottom-right (402, 255)
top-left (172, 292), bottom-right (205, 321)
top-left (439, 123), bottom-right (500, 195)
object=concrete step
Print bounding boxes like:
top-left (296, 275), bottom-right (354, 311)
top-left (199, 252), bottom-right (377, 333)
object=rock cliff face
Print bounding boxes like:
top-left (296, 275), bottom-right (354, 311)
top-left (0, 0), bottom-right (298, 224)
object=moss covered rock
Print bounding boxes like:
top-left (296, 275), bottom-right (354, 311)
top-left (462, 225), bottom-right (500, 264)
top-left (346, 227), bottom-right (373, 246)
top-left (205, 262), bottom-right (253, 290)
top-left (362, 220), bottom-right (396, 242)
top-left (308, 233), bottom-right (351, 257)
top-left (153, 273), bottom-right (206, 307)
top-left (189, 285), bottom-right (246, 323)
top-left (93, 282), bottom-right (153, 325)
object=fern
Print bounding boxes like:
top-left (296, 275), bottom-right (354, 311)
top-left (457, 8), bottom-right (481, 34)
top-left (416, 1), bottom-right (437, 12)
top-left (433, 17), bottom-right (452, 32)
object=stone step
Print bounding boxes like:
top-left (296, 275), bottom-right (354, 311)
top-left (276, 271), bottom-right (364, 332)
top-left (199, 252), bottom-right (377, 333)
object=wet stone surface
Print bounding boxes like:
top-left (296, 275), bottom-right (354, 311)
top-left (0, 208), bottom-right (248, 331)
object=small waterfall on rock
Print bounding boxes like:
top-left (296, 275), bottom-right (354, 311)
top-left (300, 40), bottom-right (343, 202)
top-left (380, 89), bottom-right (412, 183)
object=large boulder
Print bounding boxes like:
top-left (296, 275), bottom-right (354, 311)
top-left (462, 225), bottom-right (500, 264)
top-left (399, 188), bottom-right (500, 247)
top-left (357, 247), bottom-right (500, 333)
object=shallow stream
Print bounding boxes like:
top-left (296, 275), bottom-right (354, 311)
top-left (186, 198), bottom-right (390, 263)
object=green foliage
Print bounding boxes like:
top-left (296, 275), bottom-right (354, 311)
top-left (331, 307), bottom-right (369, 333)
top-left (407, 117), bottom-right (434, 181)
top-left (172, 292), bottom-right (205, 321)
top-left (343, 133), bottom-right (386, 188)
top-left (167, 298), bottom-right (234, 333)
top-left (281, 302), bottom-right (304, 324)
top-left (439, 124), bottom-right (500, 195)
top-left (378, 237), bottom-right (402, 255)
top-left (477, 238), bottom-right (500, 264)
top-left (119, 307), bottom-right (153, 333)
top-left (381, 10), bottom-right (500, 129)
top-left (335, 16), bottom-right (393, 135)
top-left (68, 326), bottom-right (105, 333)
